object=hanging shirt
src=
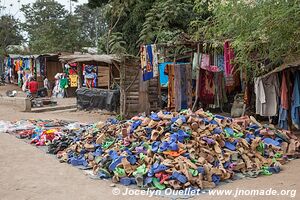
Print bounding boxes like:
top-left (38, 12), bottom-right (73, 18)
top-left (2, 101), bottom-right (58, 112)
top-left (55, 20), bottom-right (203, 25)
top-left (255, 74), bottom-right (279, 116)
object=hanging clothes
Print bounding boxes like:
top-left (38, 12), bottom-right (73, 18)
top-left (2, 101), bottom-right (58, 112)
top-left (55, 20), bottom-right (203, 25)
top-left (278, 71), bottom-right (289, 130)
top-left (69, 75), bottom-right (78, 88)
top-left (198, 68), bottom-right (215, 105)
top-left (291, 71), bottom-right (300, 129)
top-left (200, 54), bottom-right (210, 70)
top-left (216, 54), bottom-right (225, 72)
top-left (140, 44), bottom-right (159, 81)
top-left (255, 73), bottom-right (279, 116)
top-left (158, 62), bottom-right (172, 86)
top-left (192, 53), bottom-right (202, 79)
top-left (165, 63), bottom-right (192, 111)
top-left (224, 41), bottom-right (235, 86)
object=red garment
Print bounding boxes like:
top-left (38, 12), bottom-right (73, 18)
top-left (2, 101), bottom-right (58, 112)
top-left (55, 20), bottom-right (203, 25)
top-left (28, 81), bottom-right (38, 93)
top-left (224, 41), bottom-right (234, 77)
top-left (198, 69), bottom-right (215, 104)
top-left (281, 72), bottom-right (288, 109)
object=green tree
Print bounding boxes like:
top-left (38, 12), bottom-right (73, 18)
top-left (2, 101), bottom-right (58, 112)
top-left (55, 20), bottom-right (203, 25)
top-left (192, 0), bottom-right (300, 77)
top-left (88, 0), bottom-right (196, 54)
top-left (0, 15), bottom-right (23, 54)
top-left (21, 0), bottom-right (68, 53)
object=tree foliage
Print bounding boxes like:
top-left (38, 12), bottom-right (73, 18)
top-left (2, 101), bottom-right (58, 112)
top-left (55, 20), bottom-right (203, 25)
top-left (0, 15), bottom-right (23, 54)
top-left (21, 0), bottom-right (104, 54)
top-left (192, 0), bottom-right (300, 76)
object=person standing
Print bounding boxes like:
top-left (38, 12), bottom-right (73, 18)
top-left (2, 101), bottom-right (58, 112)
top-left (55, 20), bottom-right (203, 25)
top-left (28, 78), bottom-right (39, 97)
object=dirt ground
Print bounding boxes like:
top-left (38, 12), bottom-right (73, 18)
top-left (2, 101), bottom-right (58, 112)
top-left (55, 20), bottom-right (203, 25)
top-left (0, 85), bottom-right (299, 200)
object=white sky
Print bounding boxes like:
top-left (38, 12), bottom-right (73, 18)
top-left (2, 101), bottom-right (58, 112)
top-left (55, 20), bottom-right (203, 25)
top-left (0, 0), bottom-right (88, 21)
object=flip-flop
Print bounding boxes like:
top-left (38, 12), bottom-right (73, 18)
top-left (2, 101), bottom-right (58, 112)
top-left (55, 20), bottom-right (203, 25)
top-left (212, 174), bottom-right (221, 185)
top-left (197, 167), bottom-right (205, 175)
top-left (144, 177), bottom-right (153, 187)
top-left (114, 167), bottom-right (126, 177)
top-left (135, 174), bottom-right (144, 187)
top-left (213, 127), bottom-right (223, 134)
top-left (169, 142), bottom-right (179, 151)
top-left (150, 113), bottom-right (161, 121)
top-left (98, 168), bottom-right (112, 179)
top-left (172, 171), bottom-right (187, 184)
top-left (168, 180), bottom-right (182, 190)
top-left (263, 138), bottom-right (280, 147)
top-left (159, 141), bottom-right (169, 152)
top-left (224, 127), bottom-right (234, 137)
top-left (127, 155), bottom-right (137, 165)
top-left (152, 178), bottom-right (166, 190)
top-left (151, 141), bottom-right (160, 153)
top-left (133, 164), bottom-right (147, 176)
top-left (120, 177), bottom-right (136, 186)
top-left (224, 141), bottom-right (236, 151)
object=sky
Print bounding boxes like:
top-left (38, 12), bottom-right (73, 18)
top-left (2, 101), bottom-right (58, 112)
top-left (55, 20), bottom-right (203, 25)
top-left (0, 0), bottom-right (88, 21)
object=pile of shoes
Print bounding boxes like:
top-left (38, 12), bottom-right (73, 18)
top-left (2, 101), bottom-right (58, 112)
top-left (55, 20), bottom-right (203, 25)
top-left (55, 109), bottom-right (300, 190)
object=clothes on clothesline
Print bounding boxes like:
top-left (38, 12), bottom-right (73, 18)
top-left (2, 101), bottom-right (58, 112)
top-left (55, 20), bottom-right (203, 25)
top-left (140, 44), bottom-right (159, 81)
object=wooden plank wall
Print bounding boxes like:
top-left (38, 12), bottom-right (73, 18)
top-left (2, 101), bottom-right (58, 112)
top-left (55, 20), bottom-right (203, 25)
top-left (124, 66), bottom-right (140, 114)
top-left (123, 65), bottom-right (160, 115)
top-left (97, 66), bottom-right (110, 88)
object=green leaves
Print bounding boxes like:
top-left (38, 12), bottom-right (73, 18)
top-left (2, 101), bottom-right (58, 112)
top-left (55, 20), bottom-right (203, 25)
top-left (191, 0), bottom-right (300, 77)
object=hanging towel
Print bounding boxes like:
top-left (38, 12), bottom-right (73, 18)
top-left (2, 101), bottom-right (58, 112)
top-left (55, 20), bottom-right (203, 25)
top-left (140, 45), bottom-right (159, 81)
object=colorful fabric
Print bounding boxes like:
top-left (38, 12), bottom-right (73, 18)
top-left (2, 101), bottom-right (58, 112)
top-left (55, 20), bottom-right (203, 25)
top-left (168, 63), bottom-right (192, 111)
top-left (200, 54), bottom-right (210, 70)
top-left (198, 68), bottom-right (215, 105)
top-left (140, 45), bottom-right (159, 81)
top-left (224, 41), bottom-right (234, 77)
top-left (69, 75), bottom-right (78, 88)
top-left (216, 54), bottom-right (224, 72)
top-left (158, 62), bottom-right (171, 86)
top-left (60, 78), bottom-right (68, 89)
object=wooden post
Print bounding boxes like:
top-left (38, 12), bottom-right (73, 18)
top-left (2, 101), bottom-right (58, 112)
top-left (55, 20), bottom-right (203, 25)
top-left (77, 62), bottom-right (82, 88)
top-left (139, 70), bottom-right (150, 114)
top-left (108, 64), bottom-right (111, 90)
top-left (119, 60), bottom-right (126, 117)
